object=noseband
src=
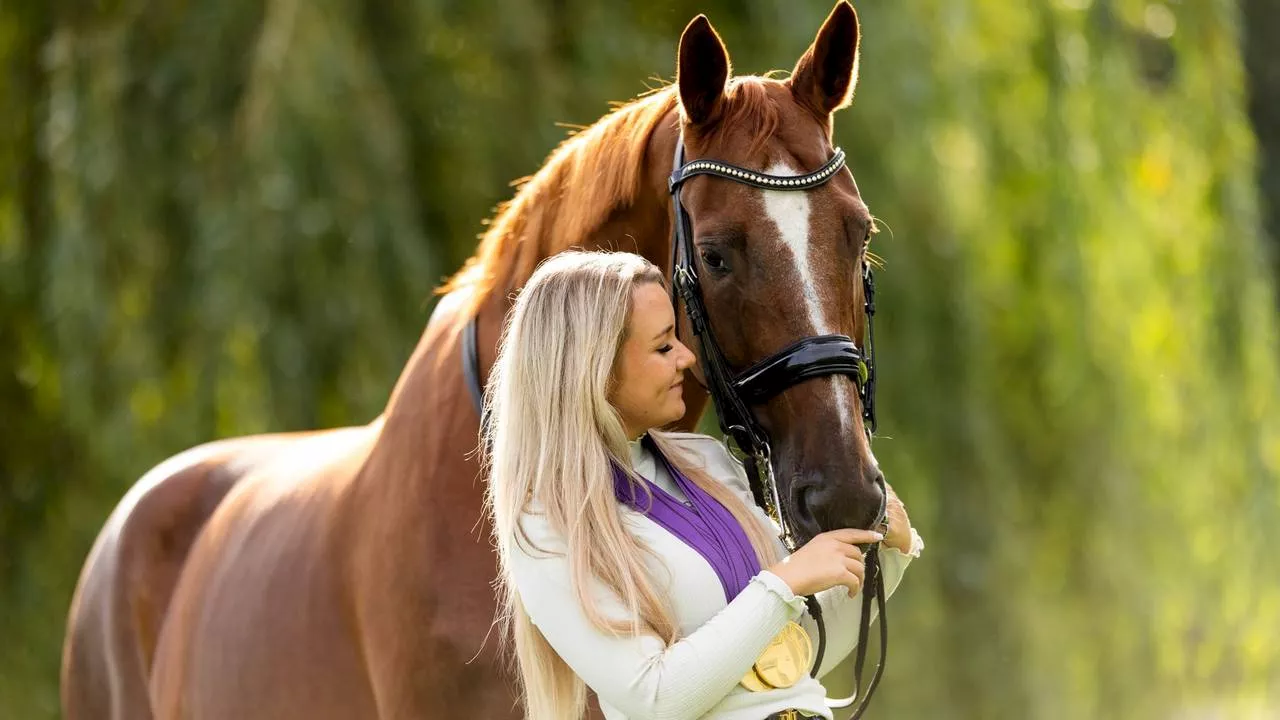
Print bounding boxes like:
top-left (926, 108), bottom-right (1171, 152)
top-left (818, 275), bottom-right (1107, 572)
top-left (668, 135), bottom-right (887, 719)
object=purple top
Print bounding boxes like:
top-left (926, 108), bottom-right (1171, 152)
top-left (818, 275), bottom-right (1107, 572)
top-left (611, 436), bottom-right (763, 602)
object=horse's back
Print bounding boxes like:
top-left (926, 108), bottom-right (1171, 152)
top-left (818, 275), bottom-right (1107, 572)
top-left (60, 428), bottom-right (361, 720)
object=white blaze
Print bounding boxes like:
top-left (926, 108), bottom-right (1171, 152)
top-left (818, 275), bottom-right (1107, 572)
top-left (760, 161), bottom-right (857, 435)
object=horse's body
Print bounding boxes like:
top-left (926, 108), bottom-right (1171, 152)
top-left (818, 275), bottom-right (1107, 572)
top-left (62, 4), bottom-right (878, 717)
top-left (62, 289), bottom-right (591, 718)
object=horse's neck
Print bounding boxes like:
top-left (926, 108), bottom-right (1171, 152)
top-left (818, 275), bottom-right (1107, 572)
top-left (468, 171), bottom-right (674, 371)
top-left (373, 126), bottom-right (678, 462)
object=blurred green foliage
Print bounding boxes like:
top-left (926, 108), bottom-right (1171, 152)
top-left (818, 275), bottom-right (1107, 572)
top-left (2, 0), bottom-right (1278, 718)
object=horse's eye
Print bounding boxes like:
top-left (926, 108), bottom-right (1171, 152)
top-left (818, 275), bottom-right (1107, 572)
top-left (700, 248), bottom-right (727, 272)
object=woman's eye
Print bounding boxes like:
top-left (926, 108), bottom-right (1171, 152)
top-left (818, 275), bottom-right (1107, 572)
top-left (700, 248), bottom-right (726, 271)
top-left (657, 344), bottom-right (673, 354)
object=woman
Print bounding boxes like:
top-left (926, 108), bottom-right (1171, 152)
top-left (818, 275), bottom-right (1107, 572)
top-left (484, 251), bottom-right (923, 720)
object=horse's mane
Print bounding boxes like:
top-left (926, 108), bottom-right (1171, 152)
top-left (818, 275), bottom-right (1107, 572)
top-left (436, 78), bottom-right (783, 313)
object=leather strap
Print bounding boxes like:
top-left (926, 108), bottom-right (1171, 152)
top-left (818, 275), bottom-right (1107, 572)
top-left (462, 314), bottom-right (484, 420)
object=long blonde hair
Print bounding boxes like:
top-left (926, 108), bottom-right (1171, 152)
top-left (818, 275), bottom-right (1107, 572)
top-left (482, 250), bottom-right (780, 720)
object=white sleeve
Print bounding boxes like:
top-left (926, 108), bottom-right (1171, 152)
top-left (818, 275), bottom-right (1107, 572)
top-left (508, 514), bottom-right (807, 720)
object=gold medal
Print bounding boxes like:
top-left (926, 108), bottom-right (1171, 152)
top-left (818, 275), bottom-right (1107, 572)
top-left (739, 621), bottom-right (813, 692)
top-left (739, 665), bottom-right (773, 692)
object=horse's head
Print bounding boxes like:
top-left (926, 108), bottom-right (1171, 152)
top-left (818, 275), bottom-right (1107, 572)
top-left (671, 2), bottom-right (882, 543)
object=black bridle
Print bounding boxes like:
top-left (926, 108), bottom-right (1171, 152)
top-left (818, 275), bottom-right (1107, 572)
top-left (459, 135), bottom-right (890, 719)
top-left (668, 135), bottom-right (887, 719)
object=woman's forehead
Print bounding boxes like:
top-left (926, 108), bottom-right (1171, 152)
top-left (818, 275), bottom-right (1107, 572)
top-left (628, 283), bottom-right (675, 337)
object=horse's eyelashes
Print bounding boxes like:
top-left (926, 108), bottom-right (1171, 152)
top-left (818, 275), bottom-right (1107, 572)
top-left (845, 215), bottom-right (874, 252)
top-left (700, 247), bottom-right (729, 273)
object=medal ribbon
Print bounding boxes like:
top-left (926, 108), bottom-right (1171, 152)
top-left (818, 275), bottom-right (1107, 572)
top-left (611, 436), bottom-right (762, 602)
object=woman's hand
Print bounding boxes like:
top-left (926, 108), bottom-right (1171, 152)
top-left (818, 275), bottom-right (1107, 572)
top-left (766, 528), bottom-right (884, 598)
top-left (883, 483), bottom-right (913, 554)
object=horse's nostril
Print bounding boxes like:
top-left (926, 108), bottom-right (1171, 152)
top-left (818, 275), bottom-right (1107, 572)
top-left (791, 484), bottom-right (815, 524)
top-left (799, 487), bottom-right (812, 520)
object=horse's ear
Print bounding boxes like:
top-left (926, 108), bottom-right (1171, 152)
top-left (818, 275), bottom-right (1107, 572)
top-left (677, 15), bottom-right (730, 127)
top-left (790, 1), bottom-right (860, 117)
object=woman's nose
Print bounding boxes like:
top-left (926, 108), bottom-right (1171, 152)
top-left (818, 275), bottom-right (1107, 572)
top-left (676, 341), bottom-right (696, 370)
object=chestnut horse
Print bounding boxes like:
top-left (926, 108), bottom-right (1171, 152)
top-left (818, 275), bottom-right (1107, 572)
top-left (61, 3), bottom-right (883, 717)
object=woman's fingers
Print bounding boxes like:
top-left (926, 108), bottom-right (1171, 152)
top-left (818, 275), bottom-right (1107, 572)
top-left (838, 541), bottom-right (865, 561)
top-left (825, 528), bottom-right (884, 547)
top-left (843, 568), bottom-right (864, 597)
top-left (843, 556), bottom-right (865, 582)
top-left (838, 557), bottom-right (865, 597)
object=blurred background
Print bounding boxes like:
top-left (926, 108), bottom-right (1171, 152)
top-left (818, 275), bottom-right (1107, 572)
top-left (2, 0), bottom-right (1278, 717)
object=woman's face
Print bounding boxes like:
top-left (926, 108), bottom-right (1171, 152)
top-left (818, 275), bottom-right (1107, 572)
top-left (610, 282), bottom-right (697, 439)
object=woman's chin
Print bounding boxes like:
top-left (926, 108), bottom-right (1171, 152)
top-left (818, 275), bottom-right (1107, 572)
top-left (666, 398), bottom-right (686, 423)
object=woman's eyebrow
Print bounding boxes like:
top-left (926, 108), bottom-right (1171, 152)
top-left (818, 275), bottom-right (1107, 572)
top-left (652, 324), bottom-right (674, 341)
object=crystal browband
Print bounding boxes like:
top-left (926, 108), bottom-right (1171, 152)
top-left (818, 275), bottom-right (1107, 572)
top-left (669, 148), bottom-right (847, 192)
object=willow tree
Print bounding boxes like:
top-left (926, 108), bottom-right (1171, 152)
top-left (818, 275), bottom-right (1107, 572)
top-left (2, 0), bottom-right (1277, 718)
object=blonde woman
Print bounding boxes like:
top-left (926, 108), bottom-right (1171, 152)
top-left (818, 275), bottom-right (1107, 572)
top-left (484, 251), bottom-right (923, 720)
